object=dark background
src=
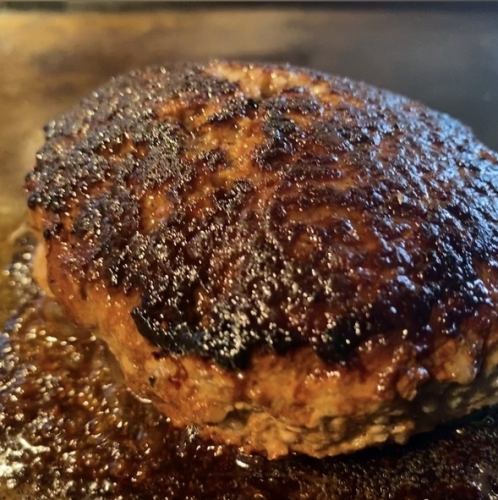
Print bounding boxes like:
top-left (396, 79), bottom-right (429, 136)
top-left (2, 2), bottom-right (498, 146)
top-left (2, 2), bottom-right (498, 237)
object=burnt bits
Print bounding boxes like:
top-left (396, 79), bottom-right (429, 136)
top-left (26, 62), bottom-right (498, 368)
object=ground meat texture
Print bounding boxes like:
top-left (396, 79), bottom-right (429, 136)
top-left (26, 61), bottom-right (498, 458)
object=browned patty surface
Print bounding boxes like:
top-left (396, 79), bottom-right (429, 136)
top-left (25, 61), bottom-right (498, 457)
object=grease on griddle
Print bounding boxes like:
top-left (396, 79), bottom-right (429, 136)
top-left (1, 236), bottom-right (498, 498)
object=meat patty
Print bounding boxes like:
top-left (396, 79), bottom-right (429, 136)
top-left (25, 61), bottom-right (498, 458)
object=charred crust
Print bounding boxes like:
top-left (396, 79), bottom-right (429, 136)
top-left (152, 350), bottom-right (167, 361)
top-left (43, 223), bottom-right (63, 240)
top-left (26, 61), bottom-right (498, 369)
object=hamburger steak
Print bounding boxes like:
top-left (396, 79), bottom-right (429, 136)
top-left (25, 61), bottom-right (498, 458)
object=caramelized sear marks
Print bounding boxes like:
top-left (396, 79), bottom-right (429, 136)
top-left (26, 61), bottom-right (498, 369)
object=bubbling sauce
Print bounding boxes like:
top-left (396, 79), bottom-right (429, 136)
top-left (1, 235), bottom-right (498, 499)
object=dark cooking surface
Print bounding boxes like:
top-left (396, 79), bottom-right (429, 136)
top-left (2, 236), bottom-right (498, 499)
top-left (1, 4), bottom-right (498, 498)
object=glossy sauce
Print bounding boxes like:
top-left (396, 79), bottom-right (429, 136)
top-left (0, 235), bottom-right (497, 499)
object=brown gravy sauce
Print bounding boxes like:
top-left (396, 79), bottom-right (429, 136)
top-left (0, 235), bottom-right (497, 499)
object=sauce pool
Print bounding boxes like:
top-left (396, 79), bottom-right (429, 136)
top-left (0, 235), bottom-right (498, 499)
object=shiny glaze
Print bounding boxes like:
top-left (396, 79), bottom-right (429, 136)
top-left (25, 62), bottom-right (498, 369)
top-left (1, 238), bottom-right (498, 498)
